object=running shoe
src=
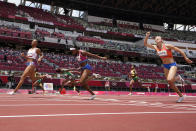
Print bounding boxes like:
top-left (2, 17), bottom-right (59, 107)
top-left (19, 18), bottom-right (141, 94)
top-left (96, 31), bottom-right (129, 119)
top-left (92, 73), bottom-right (101, 79)
top-left (176, 96), bottom-right (184, 103)
top-left (7, 91), bottom-right (16, 95)
top-left (147, 87), bottom-right (151, 92)
top-left (89, 95), bottom-right (96, 100)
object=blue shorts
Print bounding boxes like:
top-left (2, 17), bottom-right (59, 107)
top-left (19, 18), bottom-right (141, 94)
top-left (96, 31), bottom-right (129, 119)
top-left (26, 60), bottom-right (37, 66)
top-left (81, 64), bottom-right (92, 71)
top-left (163, 62), bottom-right (177, 70)
top-left (26, 61), bottom-right (36, 66)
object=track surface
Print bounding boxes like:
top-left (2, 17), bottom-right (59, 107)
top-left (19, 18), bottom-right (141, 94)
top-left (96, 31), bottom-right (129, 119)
top-left (0, 94), bottom-right (196, 131)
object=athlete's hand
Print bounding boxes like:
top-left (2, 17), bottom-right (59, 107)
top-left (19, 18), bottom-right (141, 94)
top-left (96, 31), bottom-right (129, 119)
top-left (37, 58), bottom-right (42, 64)
top-left (101, 57), bottom-right (107, 60)
top-left (185, 57), bottom-right (193, 64)
top-left (56, 68), bottom-right (62, 73)
top-left (146, 32), bottom-right (150, 37)
top-left (21, 53), bottom-right (25, 57)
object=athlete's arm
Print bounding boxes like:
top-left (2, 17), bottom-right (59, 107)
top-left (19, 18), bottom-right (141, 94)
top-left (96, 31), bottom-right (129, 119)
top-left (82, 51), bottom-right (107, 60)
top-left (21, 53), bottom-right (30, 59)
top-left (66, 68), bottom-right (80, 72)
top-left (70, 71), bottom-right (81, 74)
top-left (37, 48), bottom-right (43, 63)
top-left (128, 73), bottom-right (132, 78)
top-left (128, 73), bottom-right (131, 78)
top-left (144, 32), bottom-right (155, 49)
top-left (166, 44), bottom-right (193, 64)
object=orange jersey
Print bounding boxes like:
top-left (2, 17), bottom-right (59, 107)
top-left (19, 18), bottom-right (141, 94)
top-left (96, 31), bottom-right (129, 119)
top-left (155, 44), bottom-right (173, 58)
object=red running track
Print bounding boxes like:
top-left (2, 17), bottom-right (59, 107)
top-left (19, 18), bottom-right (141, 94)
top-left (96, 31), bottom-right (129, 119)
top-left (0, 94), bottom-right (196, 131)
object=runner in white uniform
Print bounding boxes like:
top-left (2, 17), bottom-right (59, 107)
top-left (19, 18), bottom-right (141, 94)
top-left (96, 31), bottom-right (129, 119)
top-left (9, 40), bottom-right (43, 94)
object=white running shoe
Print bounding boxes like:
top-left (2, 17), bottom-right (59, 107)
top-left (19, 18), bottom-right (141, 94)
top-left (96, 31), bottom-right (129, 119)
top-left (89, 95), bottom-right (96, 100)
top-left (7, 91), bottom-right (16, 95)
top-left (128, 93), bottom-right (132, 96)
top-left (92, 73), bottom-right (101, 79)
top-left (176, 96), bottom-right (184, 103)
top-left (147, 87), bottom-right (151, 93)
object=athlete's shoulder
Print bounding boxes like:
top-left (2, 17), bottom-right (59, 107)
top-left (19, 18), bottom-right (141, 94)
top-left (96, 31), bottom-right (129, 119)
top-left (79, 50), bottom-right (86, 53)
top-left (164, 44), bottom-right (174, 49)
top-left (80, 50), bottom-right (87, 55)
top-left (35, 48), bottom-right (42, 53)
top-left (151, 44), bottom-right (157, 49)
top-left (36, 47), bottom-right (41, 51)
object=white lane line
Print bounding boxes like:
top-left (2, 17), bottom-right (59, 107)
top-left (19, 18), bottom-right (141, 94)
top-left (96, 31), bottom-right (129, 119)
top-left (186, 108), bottom-right (196, 110)
top-left (95, 98), bottom-right (120, 102)
top-left (0, 99), bottom-right (89, 102)
top-left (66, 96), bottom-right (120, 102)
top-left (0, 103), bottom-right (151, 107)
top-left (0, 111), bottom-right (196, 118)
top-left (128, 100), bottom-right (137, 103)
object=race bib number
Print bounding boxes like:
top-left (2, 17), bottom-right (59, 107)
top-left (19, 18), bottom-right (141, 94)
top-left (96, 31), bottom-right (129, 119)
top-left (158, 50), bottom-right (167, 56)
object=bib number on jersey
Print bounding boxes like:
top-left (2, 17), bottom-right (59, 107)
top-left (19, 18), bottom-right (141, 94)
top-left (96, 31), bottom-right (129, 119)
top-left (158, 50), bottom-right (167, 56)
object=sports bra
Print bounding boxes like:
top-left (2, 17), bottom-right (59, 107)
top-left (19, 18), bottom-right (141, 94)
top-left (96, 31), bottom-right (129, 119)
top-left (77, 50), bottom-right (88, 63)
top-left (27, 48), bottom-right (38, 59)
top-left (155, 44), bottom-right (173, 58)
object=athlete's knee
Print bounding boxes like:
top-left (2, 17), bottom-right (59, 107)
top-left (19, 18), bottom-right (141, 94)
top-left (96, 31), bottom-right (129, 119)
top-left (81, 83), bottom-right (86, 87)
top-left (167, 78), bottom-right (174, 84)
top-left (62, 82), bottom-right (65, 85)
top-left (20, 75), bottom-right (26, 81)
top-left (32, 82), bottom-right (37, 87)
top-left (81, 81), bottom-right (88, 87)
top-left (85, 86), bottom-right (90, 90)
top-left (79, 79), bottom-right (86, 85)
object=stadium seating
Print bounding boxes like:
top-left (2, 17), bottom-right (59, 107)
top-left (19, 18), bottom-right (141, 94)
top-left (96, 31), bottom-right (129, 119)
top-left (0, 25), bottom-right (32, 39)
top-left (0, 2), bottom-right (195, 42)
top-left (0, 1), bottom-right (17, 18)
top-left (77, 36), bottom-right (105, 45)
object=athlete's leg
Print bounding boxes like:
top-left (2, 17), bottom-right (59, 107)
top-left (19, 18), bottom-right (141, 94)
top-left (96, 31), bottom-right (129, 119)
top-left (129, 79), bottom-right (134, 95)
top-left (165, 66), bottom-right (183, 101)
top-left (13, 65), bottom-right (35, 93)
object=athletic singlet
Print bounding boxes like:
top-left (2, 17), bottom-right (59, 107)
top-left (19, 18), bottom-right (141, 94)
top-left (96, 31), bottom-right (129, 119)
top-left (130, 69), bottom-right (137, 77)
top-left (77, 50), bottom-right (88, 63)
top-left (35, 72), bottom-right (43, 83)
top-left (35, 72), bottom-right (40, 77)
top-left (155, 44), bottom-right (173, 58)
top-left (63, 71), bottom-right (74, 77)
top-left (62, 70), bottom-right (76, 79)
top-left (27, 48), bottom-right (38, 59)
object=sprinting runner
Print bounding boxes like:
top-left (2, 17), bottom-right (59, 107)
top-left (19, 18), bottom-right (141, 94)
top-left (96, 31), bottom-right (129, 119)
top-left (8, 40), bottom-right (43, 95)
top-left (56, 68), bottom-right (81, 95)
top-left (32, 69), bottom-right (50, 94)
top-left (56, 68), bottom-right (101, 95)
top-left (128, 65), bottom-right (150, 95)
top-left (144, 32), bottom-right (193, 102)
top-left (70, 45), bottom-right (107, 100)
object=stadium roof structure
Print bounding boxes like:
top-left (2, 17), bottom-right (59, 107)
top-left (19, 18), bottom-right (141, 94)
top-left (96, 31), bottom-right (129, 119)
top-left (29, 0), bottom-right (196, 25)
